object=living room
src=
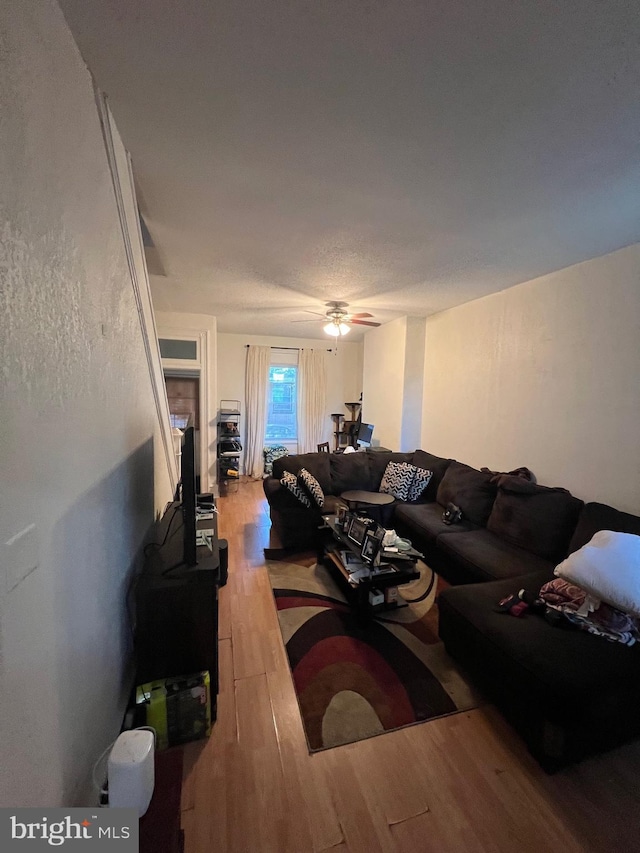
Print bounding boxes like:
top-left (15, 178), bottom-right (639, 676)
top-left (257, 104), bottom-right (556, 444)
top-left (2, 0), bottom-right (640, 851)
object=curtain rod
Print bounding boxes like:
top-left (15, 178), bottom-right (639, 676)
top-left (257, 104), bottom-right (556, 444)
top-left (245, 345), bottom-right (333, 352)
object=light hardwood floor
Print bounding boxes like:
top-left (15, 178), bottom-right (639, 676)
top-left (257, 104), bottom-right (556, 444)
top-left (181, 480), bottom-right (640, 853)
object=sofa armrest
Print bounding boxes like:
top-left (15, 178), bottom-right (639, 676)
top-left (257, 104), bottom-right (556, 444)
top-left (263, 476), bottom-right (300, 510)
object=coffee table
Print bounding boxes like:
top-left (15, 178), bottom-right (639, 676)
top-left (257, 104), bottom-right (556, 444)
top-left (341, 490), bottom-right (395, 510)
top-left (340, 490), bottom-right (395, 525)
top-left (321, 516), bottom-right (421, 621)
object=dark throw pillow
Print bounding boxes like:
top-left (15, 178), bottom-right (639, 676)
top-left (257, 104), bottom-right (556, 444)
top-left (298, 468), bottom-right (325, 509)
top-left (436, 461), bottom-right (497, 526)
top-left (280, 470), bottom-right (311, 508)
top-left (411, 450), bottom-right (452, 501)
top-left (487, 480), bottom-right (583, 561)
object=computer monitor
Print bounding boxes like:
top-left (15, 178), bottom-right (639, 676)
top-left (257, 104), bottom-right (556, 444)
top-left (356, 422), bottom-right (374, 448)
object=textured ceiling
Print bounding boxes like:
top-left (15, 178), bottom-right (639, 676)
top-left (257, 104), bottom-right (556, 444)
top-left (60, 0), bottom-right (640, 340)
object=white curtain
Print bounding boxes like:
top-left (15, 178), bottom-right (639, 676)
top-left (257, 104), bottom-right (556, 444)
top-left (297, 348), bottom-right (327, 453)
top-left (244, 345), bottom-right (270, 478)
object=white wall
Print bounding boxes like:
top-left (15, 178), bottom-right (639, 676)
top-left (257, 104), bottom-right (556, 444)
top-left (401, 317), bottom-right (427, 451)
top-left (155, 312), bottom-right (218, 492)
top-left (421, 243), bottom-right (640, 513)
top-left (0, 0), bottom-right (173, 806)
top-left (362, 317), bottom-right (427, 451)
top-left (217, 333), bottom-right (363, 462)
top-left (362, 319), bottom-right (407, 450)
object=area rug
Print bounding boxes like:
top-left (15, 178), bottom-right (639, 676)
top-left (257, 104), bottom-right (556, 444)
top-left (267, 556), bottom-right (480, 751)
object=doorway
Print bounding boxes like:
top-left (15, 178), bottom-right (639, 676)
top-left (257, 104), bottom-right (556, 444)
top-left (164, 374), bottom-right (201, 491)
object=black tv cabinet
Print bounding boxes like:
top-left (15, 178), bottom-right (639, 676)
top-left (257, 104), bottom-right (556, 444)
top-left (134, 501), bottom-right (221, 715)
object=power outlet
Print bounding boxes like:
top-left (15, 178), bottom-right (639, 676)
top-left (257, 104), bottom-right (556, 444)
top-left (3, 523), bottom-right (39, 592)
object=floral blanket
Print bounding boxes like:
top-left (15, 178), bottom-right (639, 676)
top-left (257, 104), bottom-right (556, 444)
top-left (539, 578), bottom-right (640, 646)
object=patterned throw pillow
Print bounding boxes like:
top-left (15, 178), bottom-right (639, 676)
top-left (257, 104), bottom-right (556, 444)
top-left (298, 468), bottom-right (325, 509)
top-left (280, 470), bottom-right (311, 507)
top-left (379, 461), bottom-right (416, 501)
top-left (263, 445), bottom-right (288, 476)
top-left (408, 467), bottom-right (433, 502)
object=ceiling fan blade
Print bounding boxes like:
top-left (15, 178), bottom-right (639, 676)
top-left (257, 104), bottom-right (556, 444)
top-left (350, 319), bottom-right (381, 327)
top-left (290, 311), bottom-right (329, 323)
top-left (349, 312), bottom-right (374, 319)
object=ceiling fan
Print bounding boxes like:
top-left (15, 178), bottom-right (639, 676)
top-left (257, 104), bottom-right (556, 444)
top-left (293, 302), bottom-right (381, 336)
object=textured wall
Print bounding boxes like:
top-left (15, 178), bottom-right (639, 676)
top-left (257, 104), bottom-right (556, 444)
top-left (0, 0), bottom-right (172, 805)
top-left (421, 243), bottom-right (640, 512)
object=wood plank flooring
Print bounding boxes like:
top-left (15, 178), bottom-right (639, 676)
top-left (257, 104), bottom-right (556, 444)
top-left (181, 480), bottom-right (640, 853)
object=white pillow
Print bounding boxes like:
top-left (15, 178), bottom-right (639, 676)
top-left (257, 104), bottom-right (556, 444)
top-left (554, 530), bottom-right (640, 616)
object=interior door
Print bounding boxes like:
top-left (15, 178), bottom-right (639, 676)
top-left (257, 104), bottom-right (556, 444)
top-left (165, 376), bottom-right (201, 486)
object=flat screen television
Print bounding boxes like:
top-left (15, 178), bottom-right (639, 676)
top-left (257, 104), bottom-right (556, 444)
top-left (179, 424), bottom-right (198, 567)
top-left (357, 422), bottom-right (374, 448)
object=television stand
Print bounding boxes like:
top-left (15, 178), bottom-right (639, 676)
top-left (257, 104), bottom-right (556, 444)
top-left (134, 501), bottom-right (222, 715)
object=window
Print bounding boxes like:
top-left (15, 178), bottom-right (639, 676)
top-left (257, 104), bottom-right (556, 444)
top-left (159, 338), bottom-right (198, 360)
top-left (265, 365), bottom-right (297, 441)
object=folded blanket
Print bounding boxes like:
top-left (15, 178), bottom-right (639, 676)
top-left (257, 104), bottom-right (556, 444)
top-left (540, 578), bottom-right (640, 646)
top-left (539, 578), bottom-right (586, 611)
top-left (480, 466), bottom-right (536, 487)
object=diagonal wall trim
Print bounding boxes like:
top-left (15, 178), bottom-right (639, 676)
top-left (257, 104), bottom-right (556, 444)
top-left (94, 86), bottom-right (178, 489)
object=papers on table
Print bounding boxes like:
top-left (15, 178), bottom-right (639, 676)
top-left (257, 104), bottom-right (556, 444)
top-left (197, 507), bottom-right (217, 520)
top-left (340, 550), bottom-right (364, 567)
top-left (196, 530), bottom-right (214, 551)
top-left (348, 567), bottom-right (372, 583)
top-left (339, 551), bottom-right (370, 583)
top-left (338, 550), bottom-right (400, 584)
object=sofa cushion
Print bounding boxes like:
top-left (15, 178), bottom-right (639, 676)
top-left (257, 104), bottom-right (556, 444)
top-left (280, 470), bottom-right (311, 507)
top-left (329, 452), bottom-right (376, 494)
top-left (272, 453), bottom-right (331, 494)
top-left (437, 573), bottom-right (640, 728)
top-left (568, 501), bottom-right (640, 554)
top-left (298, 468), bottom-right (325, 509)
top-left (411, 450), bottom-right (452, 502)
top-left (379, 461), bottom-right (416, 501)
top-left (438, 573), bottom-right (640, 771)
top-left (486, 479), bottom-right (583, 562)
top-left (393, 502), bottom-right (478, 544)
top-left (436, 461), bottom-right (497, 525)
top-left (365, 451), bottom-right (414, 490)
top-left (436, 528), bottom-right (555, 583)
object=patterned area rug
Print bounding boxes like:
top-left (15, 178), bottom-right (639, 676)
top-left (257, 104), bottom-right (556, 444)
top-left (267, 556), bottom-right (480, 751)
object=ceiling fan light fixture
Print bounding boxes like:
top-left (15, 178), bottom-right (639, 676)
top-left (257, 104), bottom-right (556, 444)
top-left (323, 320), bottom-right (350, 336)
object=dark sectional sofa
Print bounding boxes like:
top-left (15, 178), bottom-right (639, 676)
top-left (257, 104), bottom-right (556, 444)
top-left (263, 449), bottom-right (640, 770)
